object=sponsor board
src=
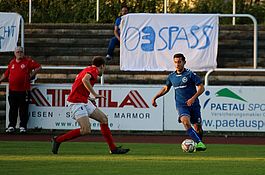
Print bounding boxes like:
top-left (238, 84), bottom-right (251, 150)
top-left (164, 86), bottom-right (265, 132)
top-left (6, 84), bottom-right (163, 131)
top-left (6, 85), bottom-right (265, 132)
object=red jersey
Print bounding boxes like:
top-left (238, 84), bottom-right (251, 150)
top-left (4, 57), bottom-right (41, 91)
top-left (67, 66), bottom-right (99, 103)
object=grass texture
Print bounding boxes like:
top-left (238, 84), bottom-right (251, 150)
top-left (0, 141), bottom-right (264, 175)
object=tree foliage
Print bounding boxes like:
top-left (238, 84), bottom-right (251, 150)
top-left (0, 0), bottom-right (264, 24)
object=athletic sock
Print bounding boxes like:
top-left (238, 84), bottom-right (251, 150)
top-left (56, 128), bottom-right (81, 143)
top-left (187, 127), bottom-right (201, 143)
top-left (193, 124), bottom-right (203, 140)
top-left (197, 129), bottom-right (203, 140)
top-left (100, 123), bottom-right (116, 151)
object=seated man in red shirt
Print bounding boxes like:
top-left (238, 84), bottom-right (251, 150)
top-left (51, 56), bottom-right (130, 154)
top-left (0, 46), bottom-right (42, 133)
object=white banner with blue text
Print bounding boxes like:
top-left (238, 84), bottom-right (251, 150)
top-left (0, 13), bottom-right (21, 52)
top-left (120, 13), bottom-right (218, 71)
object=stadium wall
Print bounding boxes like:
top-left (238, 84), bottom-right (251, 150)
top-left (0, 23), bottom-right (265, 135)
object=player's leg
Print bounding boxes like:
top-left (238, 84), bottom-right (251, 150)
top-left (106, 37), bottom-right (119, 60)
top-left (179, 115), bottom-right (201, 143)
top-left (193, 123), bottom-right (203, 140)
top-left (177, 106), bottom-right (206, 149)
top-left (89, 108), bottom-right (115, 150)
top-left (180, 115), bottom-right (206, 151)
top-left (51, 116), bottom-right (90, 154)
top-left (190, 105), bottom-right (204, 140)
top-left (90, 107), bottom-right (129, 154)
top-left (51, 104), bottom-right (91, 154)
top-left (18, 91), bottom-right (30, 133)
top-left (56, 115), bottom-right (91, 141)
top-left (6, 91), bottom-right (19, 133)
top-left (178, 106), bottom-right (201, 142)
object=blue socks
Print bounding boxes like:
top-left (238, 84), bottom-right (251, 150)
top-left (187, 127), bottom-right (201, 143)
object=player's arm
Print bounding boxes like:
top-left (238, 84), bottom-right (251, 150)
top-left (186, 83), bottom-right (205, 106)
top-left (82, 73), bottom-right (105, 99)
top-left (114, 25), bottom-right (120, 41)
top-left (0, 65), bottom-right (10, 84)
top-left (0, 74), bottom-right (6, 84)
top-left (30, 66), bottom-right (42, 80)
top-left (152, 85), bottom-right (170, 107)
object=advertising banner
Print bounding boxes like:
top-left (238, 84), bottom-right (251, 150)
top-left (6, 84), bottom-right (163, 131)
top-left (164, 86), bottom-right (265, 132)
top-left (0, 13), bottom-right (21, 52)
top-left (6, 85), bottom-right (265, 132)
top-left (120, 13), bottom-right (218, 71)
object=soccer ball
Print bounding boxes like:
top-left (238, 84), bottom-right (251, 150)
top-left (181, 139), bottom-right (196, 153)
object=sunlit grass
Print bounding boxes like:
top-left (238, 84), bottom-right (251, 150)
top-left (0, 141), bottom-right (264, 175)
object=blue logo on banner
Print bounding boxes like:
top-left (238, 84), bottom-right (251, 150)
top-left (124, 25), bottom-right (214, 52)
top-left (0, 25), bottom-right (17, 49)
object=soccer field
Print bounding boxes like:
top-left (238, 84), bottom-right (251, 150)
top-left (0, 141), bottom-right (264, 175)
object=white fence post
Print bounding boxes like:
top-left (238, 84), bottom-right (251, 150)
top-left (29, 0), bottom-right (32, 23)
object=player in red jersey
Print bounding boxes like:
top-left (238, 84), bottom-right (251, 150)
top-left (0, 46), bottom-right (41, 133)
top-left (51, 56), bottom-right (130, 154)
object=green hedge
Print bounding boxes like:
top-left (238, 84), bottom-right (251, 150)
top-left (0, 0), bottom-right (264, 24)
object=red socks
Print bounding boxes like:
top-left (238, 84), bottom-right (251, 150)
top-left (56, 128), bottom-right (81, 143)
top-left (100, 123), bottom-right (116, 150)
top-left (55, 124), bottom-right (116, 151)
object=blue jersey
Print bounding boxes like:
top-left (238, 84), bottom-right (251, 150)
top-left (166, 68), bottom-right (202, 107)
top-left (114, 16), bottom-right (122, 35)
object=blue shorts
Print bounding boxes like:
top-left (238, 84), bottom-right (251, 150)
top-left (176, 105), bottom-right (202, 124)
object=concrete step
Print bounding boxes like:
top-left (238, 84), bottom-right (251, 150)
top-left (0, 110), bottom-right (5, 120)
top-left (1, 24), bottom-right (264, 69)
top-left (0, 86), bottom-right (6, 121)
top-left (28, 68), bottom-right (265, 85)
top-left (0, 101), bottom-right (5, 109)
top-left (22, 38), bottom-right (265, 49)
top-left (25, 28), bottom-right (113, 35)
top-left (25, 47), bottom-right (108, 56)
top-left (24, 38), bottom-right (109, 46)
top-left (219, 31), bottom-right (265, 40)
top-left (25, 23), bottom-right (114, 30)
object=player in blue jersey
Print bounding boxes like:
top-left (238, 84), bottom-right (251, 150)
top-left (152, 53), bottom-right (206, 151)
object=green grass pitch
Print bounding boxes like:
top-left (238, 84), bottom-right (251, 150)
top-left (0, 141), bottom-right (264, 175)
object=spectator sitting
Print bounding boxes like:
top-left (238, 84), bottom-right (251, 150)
top-left (106, 5), bottom-right (128, 61)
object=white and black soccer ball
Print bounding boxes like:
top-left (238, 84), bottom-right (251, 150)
top-left (181, 139), bottom-right (196, 153)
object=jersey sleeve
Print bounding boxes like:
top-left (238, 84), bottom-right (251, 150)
top-left (190, 71), bottom-right (202, 86)
top-left (4, 60), bottom-right (12, 77)
top-left (115, 17), bottom-right (121, 27)
top-left (28, 58), bottom-right (41, 70)
top-left (165, 76), bottom-right (172, 89)
top-left (4, 66), bottom-right (10, 78)
top-left (86, 68), bottom-right (98, 81)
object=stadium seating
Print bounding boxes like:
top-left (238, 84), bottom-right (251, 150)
top-left (0, 23), bottom-right (265, 123)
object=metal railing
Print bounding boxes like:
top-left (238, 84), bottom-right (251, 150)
top-left (203, 14), bottom-right (259, 86)
top-left (26, 13), bottom-right (257, 68)
top-left (0, 66), bottom-right (104, 85)
top-left (27, 0), bottom-right (239, 23)
top-left (218, 14), bottom-right (258, 69)
top-left (2, 14), bottom-right (258, 86)
top-left (204, 68), bottom-right (265, 86)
